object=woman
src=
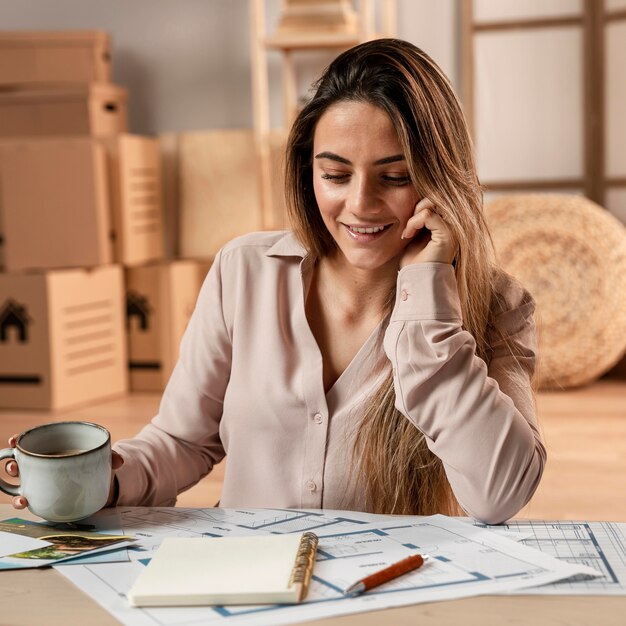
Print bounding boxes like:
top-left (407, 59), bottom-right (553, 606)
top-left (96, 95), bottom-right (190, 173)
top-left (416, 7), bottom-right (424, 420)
top-left (9, 39), bottom-right (545, 524)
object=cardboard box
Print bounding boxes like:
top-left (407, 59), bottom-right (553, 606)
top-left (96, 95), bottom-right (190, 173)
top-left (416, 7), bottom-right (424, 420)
top-left (0, 135), bottom-right (165, 271)
top-left (126, 261), bottom-right (203, 391)
top-left (0, 265), bottom-right (128, 410)
top-left (176, 130), bottom-right (264, 258)
top-left (0, 138), bottom-right (113, 271)
top-left (0, 30), bottom-right (112, 87)
top-left (166, 130), bottom-right (287, 260)
top-left (103, 134), bottom-right (165, 266)
top-left (194, 258), bottom-right (214, 286)
top-left (0, 83), bottom-right (127, 138)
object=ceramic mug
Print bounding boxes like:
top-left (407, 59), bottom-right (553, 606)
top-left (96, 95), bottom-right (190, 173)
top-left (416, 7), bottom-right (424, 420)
top-left (0, 421), bottom-right (112, 522)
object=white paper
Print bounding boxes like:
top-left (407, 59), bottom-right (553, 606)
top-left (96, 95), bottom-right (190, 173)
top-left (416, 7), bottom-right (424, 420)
top-left (0, 531), bottom-right (49, 557)
top-left (55, 508), bottom-right (603, 626)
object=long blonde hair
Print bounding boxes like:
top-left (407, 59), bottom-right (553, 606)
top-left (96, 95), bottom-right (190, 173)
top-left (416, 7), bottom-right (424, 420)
top-left (286, 39), bottom-right (497, 515)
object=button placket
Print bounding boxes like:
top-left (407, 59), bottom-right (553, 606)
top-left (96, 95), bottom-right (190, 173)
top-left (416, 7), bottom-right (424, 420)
top-left (298, 262), bottom-right (329, 508)
top-left (301, 405), bottom-right (328, 507)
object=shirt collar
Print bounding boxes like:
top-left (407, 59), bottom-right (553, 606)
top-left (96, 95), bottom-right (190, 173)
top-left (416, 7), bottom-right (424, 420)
top-left (265, 231), bottom-right (309, 258)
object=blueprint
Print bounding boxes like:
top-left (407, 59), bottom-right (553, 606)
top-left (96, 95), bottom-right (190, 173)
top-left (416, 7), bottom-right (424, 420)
top-left (479, 520), bottom-right (626, 595)
top-left (55, 508), bottom-right (602, 626)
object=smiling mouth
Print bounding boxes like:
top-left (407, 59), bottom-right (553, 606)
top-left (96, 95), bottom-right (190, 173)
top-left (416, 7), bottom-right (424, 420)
top-left (343, 223), bottom-right (394, 235)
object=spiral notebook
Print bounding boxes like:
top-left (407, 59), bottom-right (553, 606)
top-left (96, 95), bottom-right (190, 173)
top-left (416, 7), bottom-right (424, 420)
top-left (127, 532), bottom-right (318, 607)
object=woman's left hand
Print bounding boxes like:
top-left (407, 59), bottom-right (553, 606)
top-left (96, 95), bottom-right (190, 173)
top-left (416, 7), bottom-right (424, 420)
top-left (400, 198), bottom-right (458, 267)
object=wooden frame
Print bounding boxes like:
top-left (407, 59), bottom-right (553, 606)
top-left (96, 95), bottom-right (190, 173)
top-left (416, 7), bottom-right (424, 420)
top-left (460, 0), bottom-right (626, 208)
top-left (604, 3), bottom-right (626, 200)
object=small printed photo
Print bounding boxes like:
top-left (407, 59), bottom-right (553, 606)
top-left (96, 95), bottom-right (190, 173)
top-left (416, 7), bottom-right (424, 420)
top-left (10, 533), bottom-right (128, 560)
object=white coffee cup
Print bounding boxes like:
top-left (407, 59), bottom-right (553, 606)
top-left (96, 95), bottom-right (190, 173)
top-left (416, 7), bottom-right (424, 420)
top-left (0, 421), bottom-right (112, 523)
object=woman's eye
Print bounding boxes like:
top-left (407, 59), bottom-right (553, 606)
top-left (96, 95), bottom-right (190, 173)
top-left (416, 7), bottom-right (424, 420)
top-left (382, 175), bottom-right (411, 186)
top-left (321, 173), bottom-right (350, 182)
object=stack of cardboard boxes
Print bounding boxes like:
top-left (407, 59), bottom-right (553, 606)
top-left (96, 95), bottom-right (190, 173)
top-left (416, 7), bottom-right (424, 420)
top-left (0, 31), bottom-right (206, 410)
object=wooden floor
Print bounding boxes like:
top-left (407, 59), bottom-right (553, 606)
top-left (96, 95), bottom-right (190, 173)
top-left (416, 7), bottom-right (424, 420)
top-left (1, 379), bottom-right (625, 521)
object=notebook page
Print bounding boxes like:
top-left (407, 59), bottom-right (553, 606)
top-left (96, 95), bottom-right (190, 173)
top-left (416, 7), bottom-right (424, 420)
top-left (128, 533), bottom-right (305, 606)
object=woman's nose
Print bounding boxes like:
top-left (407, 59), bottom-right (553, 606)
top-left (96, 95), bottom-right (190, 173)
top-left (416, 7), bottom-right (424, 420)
top-left (346, 176), bottom-right (381, 215)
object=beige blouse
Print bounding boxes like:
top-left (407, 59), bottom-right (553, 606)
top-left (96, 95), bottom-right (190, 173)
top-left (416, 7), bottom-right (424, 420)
top-left (114, 231), bottom-right (545, 524)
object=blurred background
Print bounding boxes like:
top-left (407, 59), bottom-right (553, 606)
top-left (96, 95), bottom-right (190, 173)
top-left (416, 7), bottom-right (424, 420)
top-left (0, 0), bottom-right (625, 521)
top-left (0, 1), bottom-right (458, 134)
top-left (3, 0), bottom-right (625, 218)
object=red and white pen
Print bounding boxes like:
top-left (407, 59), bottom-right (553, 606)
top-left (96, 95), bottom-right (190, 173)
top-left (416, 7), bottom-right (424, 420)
top-left (343, 553), bottom-right (430, 596)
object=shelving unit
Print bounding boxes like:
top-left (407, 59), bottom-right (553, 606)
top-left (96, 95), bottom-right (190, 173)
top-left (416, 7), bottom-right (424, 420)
top-left (249, 0), bottom-right (396, 229)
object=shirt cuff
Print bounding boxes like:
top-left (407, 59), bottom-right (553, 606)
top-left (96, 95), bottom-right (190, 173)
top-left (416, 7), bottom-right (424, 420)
top-left (392, 263), bottom-right (462, 322)
top-left (110, 447), bottom-right (144, 506)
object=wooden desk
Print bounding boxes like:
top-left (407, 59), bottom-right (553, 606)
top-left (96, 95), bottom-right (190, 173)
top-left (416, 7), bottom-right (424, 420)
top-left (1, 506), bottom-right (624, 626)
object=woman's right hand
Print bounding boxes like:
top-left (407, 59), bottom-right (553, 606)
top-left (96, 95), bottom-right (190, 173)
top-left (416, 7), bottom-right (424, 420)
top-left (5, 435), bottom-right (125, 510)
top-left (5, 435), bottom-right (26, 510)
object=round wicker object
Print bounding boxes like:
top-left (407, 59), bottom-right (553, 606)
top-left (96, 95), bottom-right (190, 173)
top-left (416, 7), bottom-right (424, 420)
top-left (484, 194), bottom-right (626, 389)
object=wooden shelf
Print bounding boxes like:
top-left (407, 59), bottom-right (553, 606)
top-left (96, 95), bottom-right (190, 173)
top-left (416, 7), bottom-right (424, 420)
top-left (264, 31), bottom-right (362, 50)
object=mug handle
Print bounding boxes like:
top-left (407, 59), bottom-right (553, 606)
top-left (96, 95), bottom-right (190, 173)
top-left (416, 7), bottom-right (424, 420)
top-left (0, 448), bottom-right (20, 497)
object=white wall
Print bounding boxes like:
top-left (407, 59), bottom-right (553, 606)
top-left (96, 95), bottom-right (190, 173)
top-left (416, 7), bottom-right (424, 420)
top-left (0, 0), bottom-right (459, 134)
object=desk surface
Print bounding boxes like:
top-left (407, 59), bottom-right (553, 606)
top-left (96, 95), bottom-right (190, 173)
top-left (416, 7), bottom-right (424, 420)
top-left (1, 506), bottom-right (625, 626)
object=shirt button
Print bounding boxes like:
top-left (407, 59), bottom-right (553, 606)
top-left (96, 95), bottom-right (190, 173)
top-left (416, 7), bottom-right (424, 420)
top-left (400, 289), bottom-right (408, 301)
top-left (306, 480), bottom-right (317, 492)
top-left (313, 412), bottom-right (323, 424)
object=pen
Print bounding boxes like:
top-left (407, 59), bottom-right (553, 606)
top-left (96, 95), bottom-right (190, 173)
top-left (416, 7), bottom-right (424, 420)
top-left (343, 553), bottom-right (429, 596)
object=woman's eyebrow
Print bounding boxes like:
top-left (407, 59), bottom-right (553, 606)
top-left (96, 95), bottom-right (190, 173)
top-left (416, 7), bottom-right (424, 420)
top-left (314, 152), bottom-right (405, 165)
top-left (374, 154), bottom-right (405, 165)
top-left (314, 151), bottom-right (351, 164)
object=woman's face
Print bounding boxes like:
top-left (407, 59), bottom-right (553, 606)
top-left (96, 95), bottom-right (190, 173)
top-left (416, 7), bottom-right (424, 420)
top-left (312, 100), bottom-right (420, 272)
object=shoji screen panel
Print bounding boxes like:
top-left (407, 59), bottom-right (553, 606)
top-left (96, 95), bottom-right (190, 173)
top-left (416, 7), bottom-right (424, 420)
top-left (474, 28), bottom-right (584, 185)
top-left (462, 0), bottom-right (587, 198)
top-left (606, 1), bottom-right (626, 223)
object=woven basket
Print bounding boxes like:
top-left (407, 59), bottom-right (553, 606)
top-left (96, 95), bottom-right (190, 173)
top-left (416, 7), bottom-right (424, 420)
top-left (484, 194), bottom-right (626, 389)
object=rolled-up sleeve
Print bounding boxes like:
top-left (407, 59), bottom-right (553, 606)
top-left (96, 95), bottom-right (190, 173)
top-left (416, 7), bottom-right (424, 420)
top-left (384, 263), bottom-right (546, 524)
top-left (113, 249), bottom-right (232, 506)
